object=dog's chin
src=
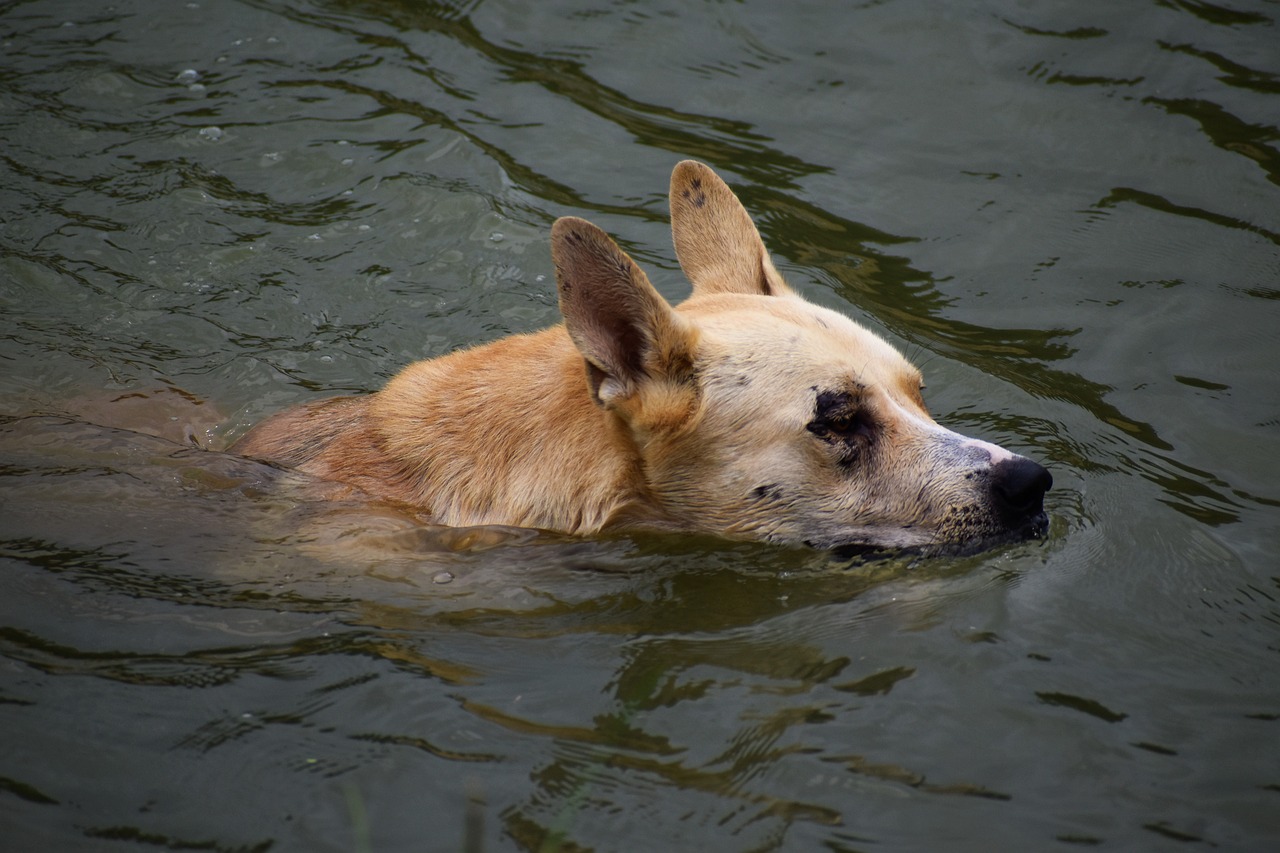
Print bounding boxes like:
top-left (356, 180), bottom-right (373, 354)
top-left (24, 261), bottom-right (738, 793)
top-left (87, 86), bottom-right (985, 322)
top-left (917, 512), bottom-right (1050, 558)
top-left (818, 511), bottom-right (1049, 562)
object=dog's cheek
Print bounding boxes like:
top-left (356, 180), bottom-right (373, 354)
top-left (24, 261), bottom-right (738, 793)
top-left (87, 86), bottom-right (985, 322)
top-left (845, 440), bottom-right (952, 526)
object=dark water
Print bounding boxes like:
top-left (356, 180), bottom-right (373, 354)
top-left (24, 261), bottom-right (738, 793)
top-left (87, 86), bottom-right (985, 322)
top-left (2, 0), bottom-right (1278, 850)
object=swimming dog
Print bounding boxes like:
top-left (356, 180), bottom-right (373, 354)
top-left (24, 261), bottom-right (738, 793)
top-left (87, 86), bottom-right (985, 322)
top-left (233, 161), bottom-right (1050, 552)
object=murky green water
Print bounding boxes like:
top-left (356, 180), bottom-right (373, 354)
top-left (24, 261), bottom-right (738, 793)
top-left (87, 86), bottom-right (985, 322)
top-left (2, 0), bottom-right (1278, 850)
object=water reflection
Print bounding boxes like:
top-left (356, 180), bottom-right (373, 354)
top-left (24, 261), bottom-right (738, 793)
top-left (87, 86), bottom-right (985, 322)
top-left (326, 0), bottom-right (829, 190)
top-left (3, 0), bottom-right (1279, 849)
top-left (1097, 185), bottom-right (1280, 247)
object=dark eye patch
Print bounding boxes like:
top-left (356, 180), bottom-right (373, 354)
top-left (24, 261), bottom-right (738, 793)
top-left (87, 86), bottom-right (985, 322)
top-left (807, 388), bottom-right (875, 458)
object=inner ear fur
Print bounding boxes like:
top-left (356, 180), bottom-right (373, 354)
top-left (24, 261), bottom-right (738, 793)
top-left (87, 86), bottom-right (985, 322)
top-left (669, 159), bottom-right (794, 298)
top-left (551, 216), bottom-right (697, 409)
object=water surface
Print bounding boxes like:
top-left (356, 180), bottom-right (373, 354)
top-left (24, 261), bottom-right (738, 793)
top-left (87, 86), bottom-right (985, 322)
top-left (2, 0), bottom-right (1278, 850)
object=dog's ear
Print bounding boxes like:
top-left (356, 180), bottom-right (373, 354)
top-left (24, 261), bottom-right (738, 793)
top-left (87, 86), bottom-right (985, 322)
top-left (552, 217), bottom-right (696, 409)
top-left (669, 160), bottom-right (794, 298)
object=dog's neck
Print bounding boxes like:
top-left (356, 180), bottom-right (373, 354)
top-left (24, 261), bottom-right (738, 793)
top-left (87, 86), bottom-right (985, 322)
top-left (368, 326), bottom-right (656, 534)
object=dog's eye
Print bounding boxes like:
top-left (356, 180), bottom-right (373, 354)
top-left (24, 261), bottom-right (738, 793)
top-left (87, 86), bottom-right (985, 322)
top-left (808, 389), bottom-right (875, 452)
top-left (806, 410), bottom-right (873, 442)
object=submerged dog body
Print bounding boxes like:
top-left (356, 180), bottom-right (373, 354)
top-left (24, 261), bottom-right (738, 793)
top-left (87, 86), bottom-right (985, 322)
top-left (234, 161), bottom-right (1050, 551)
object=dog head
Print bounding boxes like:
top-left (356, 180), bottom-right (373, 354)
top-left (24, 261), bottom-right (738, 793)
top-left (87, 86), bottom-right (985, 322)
top-left (551, 160), bottom-right (1050, 552)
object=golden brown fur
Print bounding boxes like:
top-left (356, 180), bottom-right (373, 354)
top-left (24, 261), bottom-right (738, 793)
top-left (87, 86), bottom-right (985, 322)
top-left (234, 161), bottom-right (1050, 551)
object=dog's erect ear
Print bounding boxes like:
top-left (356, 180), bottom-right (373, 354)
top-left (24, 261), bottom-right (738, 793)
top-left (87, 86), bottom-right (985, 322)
top-left (669, 160), bottom-right (794, 298)
top-left (552, 216), bottom-right (696, 409)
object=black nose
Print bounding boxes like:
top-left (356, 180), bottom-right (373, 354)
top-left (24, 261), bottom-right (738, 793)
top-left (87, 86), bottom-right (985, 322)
top-left (989, 457), bottom-right (1052, 526)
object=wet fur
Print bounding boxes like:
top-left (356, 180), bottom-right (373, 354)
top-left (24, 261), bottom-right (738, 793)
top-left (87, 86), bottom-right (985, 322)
top-left (234, 161), bottom-right (1049, 551)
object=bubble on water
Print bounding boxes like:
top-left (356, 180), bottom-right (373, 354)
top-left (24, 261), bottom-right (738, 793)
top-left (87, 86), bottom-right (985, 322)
top-left (490, 232), bottom-right (504, 242)
top-left (319, 355), bottom-right (332, 363)
top-left (198, 126), bottom-right (222, 141)
top-left (433, 571), bottom-right (454, 585)
top-left (340, 158), bottom-right (353, 166)
top-left (307, 233), bottom-right (321, 241)
top-left (188, 83), bottom-right (206, 93)
top-left (176, 68), bottom-right (200, 84)
top-left (357, 224), bottom-right (371, 232)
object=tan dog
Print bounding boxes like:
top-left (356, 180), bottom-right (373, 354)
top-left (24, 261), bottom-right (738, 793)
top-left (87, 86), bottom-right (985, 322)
top-left (234, 161), bottom-right (1050, 552)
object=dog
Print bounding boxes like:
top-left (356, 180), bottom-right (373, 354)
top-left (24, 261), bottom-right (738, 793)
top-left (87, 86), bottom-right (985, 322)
top-left (233, 160), bottom-right (1050, 553)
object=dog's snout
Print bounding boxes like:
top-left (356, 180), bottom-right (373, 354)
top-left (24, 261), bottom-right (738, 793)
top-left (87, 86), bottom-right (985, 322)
top-left (989, 457), bottom-right (1052, 524)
